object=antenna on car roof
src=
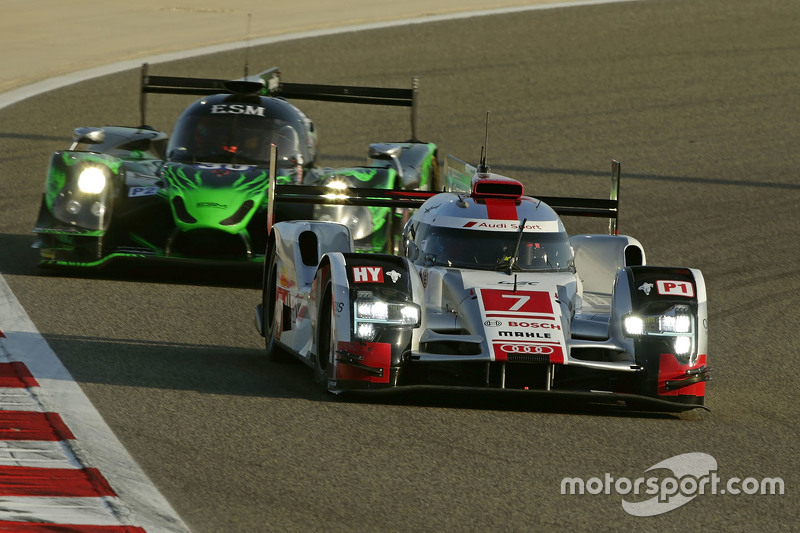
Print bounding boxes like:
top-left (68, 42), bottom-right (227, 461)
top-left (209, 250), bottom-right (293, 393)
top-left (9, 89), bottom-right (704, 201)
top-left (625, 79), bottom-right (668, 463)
top-left (243, 13), bottom-right (252, 78)
top-left (477, 111), bottom-right (490, 174)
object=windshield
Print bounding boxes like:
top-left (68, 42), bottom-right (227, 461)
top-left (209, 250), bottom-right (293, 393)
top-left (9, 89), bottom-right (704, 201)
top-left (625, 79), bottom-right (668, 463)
top-left (415, 224), bottom-right (573, 272)
top-left (167, 114), bottom-right (303, 167)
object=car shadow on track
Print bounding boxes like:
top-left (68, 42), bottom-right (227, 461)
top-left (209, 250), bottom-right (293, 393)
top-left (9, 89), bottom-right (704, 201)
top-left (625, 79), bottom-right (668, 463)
top-left (0, 233), bottom-right (41, 276)
top-left (35, 261), bottom-right (265, 289)
top-left (336, 387), bottom-right (703, 421)
top-left (23, 331), bottom-right (328, 399)
top-left (23, 329), bottom-right (706, 421)
top-left (0, 232), bottom-right (263, 288)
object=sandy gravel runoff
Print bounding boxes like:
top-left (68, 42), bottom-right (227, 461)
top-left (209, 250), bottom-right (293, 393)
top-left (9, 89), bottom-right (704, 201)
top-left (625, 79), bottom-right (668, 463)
top-left (0, 0), bottom-right (597, 93)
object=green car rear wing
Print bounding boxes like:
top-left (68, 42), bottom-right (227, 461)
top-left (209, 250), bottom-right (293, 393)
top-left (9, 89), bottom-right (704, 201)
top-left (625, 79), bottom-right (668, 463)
top-left (139, 63), bottom-right (419, 139)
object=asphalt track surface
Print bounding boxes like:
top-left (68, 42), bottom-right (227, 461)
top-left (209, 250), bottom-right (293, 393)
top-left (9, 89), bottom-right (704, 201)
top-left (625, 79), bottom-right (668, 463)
top-left (1, 0), bottom-right (798, 530)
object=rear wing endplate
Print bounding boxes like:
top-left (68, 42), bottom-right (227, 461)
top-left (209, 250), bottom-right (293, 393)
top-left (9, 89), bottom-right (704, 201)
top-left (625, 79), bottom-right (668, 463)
top-left (139, 63), bottom-right (419, 138)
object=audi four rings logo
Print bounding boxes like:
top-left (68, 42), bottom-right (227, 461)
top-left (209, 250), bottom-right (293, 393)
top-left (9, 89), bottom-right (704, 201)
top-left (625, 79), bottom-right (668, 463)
top-left (501, 344), bottom-right (554, 354)
top-left (484, 320), bottom-right (502, 327)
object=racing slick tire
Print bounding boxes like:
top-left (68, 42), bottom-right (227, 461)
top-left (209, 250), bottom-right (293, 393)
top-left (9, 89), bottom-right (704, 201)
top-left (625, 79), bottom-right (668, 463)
top-left (262, 237), bottom-right (288, 362)
top-left (314, 276), bottom-right (335, 390)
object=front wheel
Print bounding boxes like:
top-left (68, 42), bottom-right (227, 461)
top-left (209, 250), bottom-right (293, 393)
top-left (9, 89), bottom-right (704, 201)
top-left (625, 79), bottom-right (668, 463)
top-left (314, 280), bottom-right (335, 389)
top-left (262, 238), bottom-right (287, 361)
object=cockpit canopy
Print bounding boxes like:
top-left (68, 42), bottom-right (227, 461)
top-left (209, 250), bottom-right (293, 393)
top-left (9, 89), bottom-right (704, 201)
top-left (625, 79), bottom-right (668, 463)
top-left (412, 222), bottom-right (573, 272)
top-left (166, 94), bottom-right (316, 169)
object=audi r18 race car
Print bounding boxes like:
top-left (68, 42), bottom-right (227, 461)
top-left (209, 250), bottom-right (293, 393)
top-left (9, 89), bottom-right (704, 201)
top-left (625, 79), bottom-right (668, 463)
top-left (32, 64), bottom-right (437, 267)
top-left (255, 150), bottom-right (710, 411)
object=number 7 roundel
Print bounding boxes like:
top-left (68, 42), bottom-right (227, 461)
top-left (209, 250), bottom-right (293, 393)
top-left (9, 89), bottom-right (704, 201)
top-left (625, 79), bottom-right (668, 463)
top-left (479, 289), bottom-right (554, 315)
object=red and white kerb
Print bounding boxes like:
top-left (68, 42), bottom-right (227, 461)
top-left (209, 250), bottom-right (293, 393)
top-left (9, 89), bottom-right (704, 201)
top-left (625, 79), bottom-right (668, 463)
top-left (0, 360), bottom-right (145, 531)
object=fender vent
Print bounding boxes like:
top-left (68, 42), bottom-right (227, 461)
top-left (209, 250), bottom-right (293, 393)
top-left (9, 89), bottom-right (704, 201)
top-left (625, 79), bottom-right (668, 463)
top-left (625, 245), bottom-right (644, 266)
top-left (299, 231), bottom-right (318, 266)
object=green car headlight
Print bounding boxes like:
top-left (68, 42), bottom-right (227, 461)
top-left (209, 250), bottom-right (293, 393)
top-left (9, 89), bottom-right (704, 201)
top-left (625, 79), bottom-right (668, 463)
top-left (77, 166), bottom-right (107, 194)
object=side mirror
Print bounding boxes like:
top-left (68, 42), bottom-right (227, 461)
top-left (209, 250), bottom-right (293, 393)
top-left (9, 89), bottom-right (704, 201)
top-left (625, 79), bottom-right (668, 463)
top-left (369, 143), bottom-right (404, 186)
top-left (70, 127), bottom-right (105, 149)
top-left (406, 240), bottom-right (419, 261)
top-left (368, 143), bottom-right (403, 161)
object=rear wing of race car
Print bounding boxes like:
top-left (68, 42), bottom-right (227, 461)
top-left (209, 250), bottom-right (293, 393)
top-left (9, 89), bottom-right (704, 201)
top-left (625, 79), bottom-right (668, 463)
top-left (443, 155), bottom-right (621, 235)
top-left (139, 63), bottom-right (420, 139)
top-left (265, 145), bottom-right (622, 236)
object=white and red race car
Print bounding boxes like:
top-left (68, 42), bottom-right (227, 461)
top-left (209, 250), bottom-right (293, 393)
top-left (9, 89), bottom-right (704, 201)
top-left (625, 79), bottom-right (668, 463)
top-left (256, 152), bottom-right (710, 411)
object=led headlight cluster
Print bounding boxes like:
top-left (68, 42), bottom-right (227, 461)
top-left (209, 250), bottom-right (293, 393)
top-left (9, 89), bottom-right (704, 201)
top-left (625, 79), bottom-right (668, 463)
top-left (77, 166), bottom-right (108, 194)
top-left (623, 305), bottom-right (695, 357)
top-left (54, 165), bottom-right (110, 229)
top-left (353, 291), bottom-right (420, 342)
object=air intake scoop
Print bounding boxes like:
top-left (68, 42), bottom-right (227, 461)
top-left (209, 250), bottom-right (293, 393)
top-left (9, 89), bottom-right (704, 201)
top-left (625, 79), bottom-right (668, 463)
top-left (471, 173), bottom-right (524, 200)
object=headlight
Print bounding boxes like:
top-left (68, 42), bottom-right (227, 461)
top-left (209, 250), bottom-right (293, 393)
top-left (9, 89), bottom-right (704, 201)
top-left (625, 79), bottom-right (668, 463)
top-left (77, 166), bottom-right (107, 194)
top-left (400, 305), bottom-right (420, 324)
top-left (622, 305), bottom-right (696, 360)
top-left (90, 202), bottom-right (106, 217)
top-left (357, 300), bottom-right (389, 321)
top-left (321, 179), bottom-right (349, 200)
top-left (659, 305), bottom-right (693, 334)
top-left (624, 305), bottom-right (693, 337)
top-left (355, 300), bottom-right (419, 325)
top-left (65, 199), bottom-right (82, 215)
top-left (623, 316), bottom-right (644, 336)
top-left (356, 322), bottom-right (377, 341)
top-left (674, 336), bottom-right (693, 356)
top-left (353, 292), bottom-right (420, 341)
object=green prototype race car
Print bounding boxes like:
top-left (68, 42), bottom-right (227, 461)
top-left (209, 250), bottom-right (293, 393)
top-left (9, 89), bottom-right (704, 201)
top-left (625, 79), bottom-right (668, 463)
top-left (32, 64), bottom-right (438, 267)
